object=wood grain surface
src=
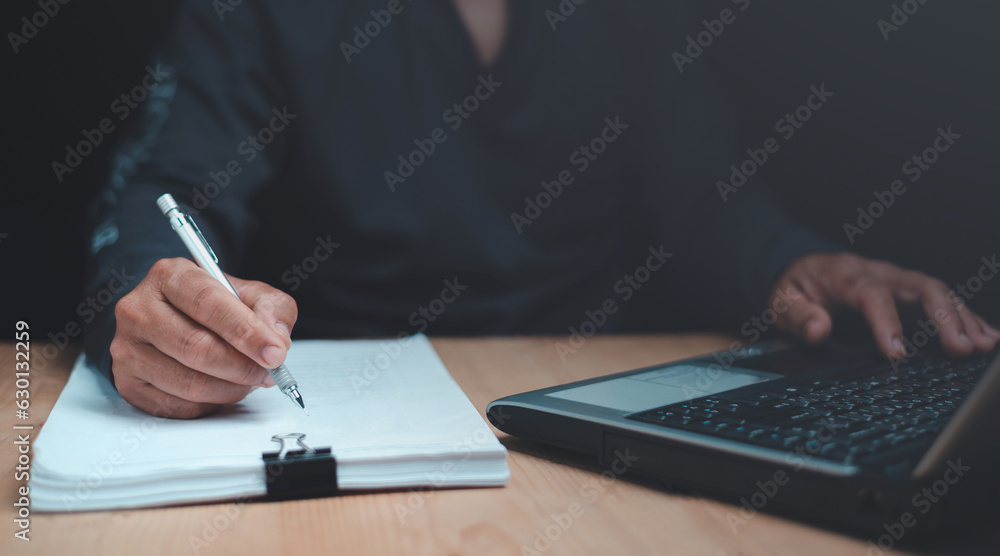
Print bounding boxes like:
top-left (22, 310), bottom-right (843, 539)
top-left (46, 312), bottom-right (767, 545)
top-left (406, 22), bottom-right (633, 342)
top-left (1, 335), bottom-right (994, 556)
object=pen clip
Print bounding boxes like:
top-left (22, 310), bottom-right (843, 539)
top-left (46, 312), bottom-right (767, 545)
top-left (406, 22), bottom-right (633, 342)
top-left (184, 214), bottom-right (218, 264)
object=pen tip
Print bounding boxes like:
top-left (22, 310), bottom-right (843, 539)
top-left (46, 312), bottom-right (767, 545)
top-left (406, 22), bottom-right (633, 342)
top-left (302, 408), bottom-right (310, 416)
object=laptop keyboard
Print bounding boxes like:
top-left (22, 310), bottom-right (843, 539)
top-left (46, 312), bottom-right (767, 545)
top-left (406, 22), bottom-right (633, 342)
top-left (627, 353), bottom-right (993, 470)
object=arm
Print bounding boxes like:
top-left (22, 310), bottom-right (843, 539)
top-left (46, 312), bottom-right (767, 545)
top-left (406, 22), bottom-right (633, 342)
top-left (83, 0), bottom-right (297, 417)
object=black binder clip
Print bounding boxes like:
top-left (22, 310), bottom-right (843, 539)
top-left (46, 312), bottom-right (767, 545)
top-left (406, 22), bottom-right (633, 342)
top-left (262, 433), bottom-right (339, 500)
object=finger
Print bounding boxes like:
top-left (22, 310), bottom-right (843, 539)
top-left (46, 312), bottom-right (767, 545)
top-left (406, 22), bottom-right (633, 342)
top-left (978, 317), bottom-right (1000, 341)
top-left (116, 375), bottom-right (221, 419)
top-left (773, 284), bottom-right (833, 346)
top-left (955, 307), bottom-right (995, 354)
top-left (111, 339), bottom-right (225, 419)
top-left (130, 342), bottom-right (254, 405)
top-left (136, 300), bottom-right (271, 387)
top-left (151, 259), bottom-right (289, 369)
top-left (911, 279), bottom-right (975, 358)
top-left (850, 285), bottom-right (906, 359)
top-left (229, 276), bottom-right (298, 347)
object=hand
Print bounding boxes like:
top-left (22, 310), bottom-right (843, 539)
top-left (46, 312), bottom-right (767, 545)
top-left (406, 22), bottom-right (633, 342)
top-left (110, 258), bottom-right (298, 418)
top-left (770, 253), bottom-right (999, 359)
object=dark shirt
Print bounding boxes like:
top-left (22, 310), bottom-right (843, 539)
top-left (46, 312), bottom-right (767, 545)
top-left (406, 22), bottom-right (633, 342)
top-left (83, 0), bottom-right (835, 375)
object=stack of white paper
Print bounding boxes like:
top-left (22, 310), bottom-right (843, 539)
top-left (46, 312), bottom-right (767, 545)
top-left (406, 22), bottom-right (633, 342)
top-left (31, 335), bottom-right (508, 512)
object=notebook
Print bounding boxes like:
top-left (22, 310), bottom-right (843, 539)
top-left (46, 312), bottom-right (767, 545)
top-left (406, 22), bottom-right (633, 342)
top-left (30, 334), bottom-right (509, 512)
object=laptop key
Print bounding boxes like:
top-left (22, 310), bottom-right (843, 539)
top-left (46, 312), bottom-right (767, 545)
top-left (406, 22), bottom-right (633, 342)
top-left (820, 445), bottom-right (850, 460)
top-left (748, 409), bottom-right (801, 427)
top-left (847, 426), bottom-right (889, 442)
top-left (718, 391), bottom-right (787, 405)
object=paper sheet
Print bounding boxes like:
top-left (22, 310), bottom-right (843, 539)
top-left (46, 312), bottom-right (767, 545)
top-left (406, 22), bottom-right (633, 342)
top-left (30, 335), bottom-right (507, 511)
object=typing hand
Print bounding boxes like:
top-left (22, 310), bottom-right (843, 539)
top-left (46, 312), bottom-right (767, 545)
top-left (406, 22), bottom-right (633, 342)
top-left (110, 258), bottom-right (297, 418)
top-left (770, 253), bottom-right (999, 359)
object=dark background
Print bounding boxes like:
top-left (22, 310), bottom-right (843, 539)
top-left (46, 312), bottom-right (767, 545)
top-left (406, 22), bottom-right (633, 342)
top-left (1, 1), bottom-right (182, 340)
top-left (2, 0), bottom-right (998, 341)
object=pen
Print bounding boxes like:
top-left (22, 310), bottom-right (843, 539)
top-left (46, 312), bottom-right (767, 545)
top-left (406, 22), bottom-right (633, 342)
top-left (156, 193), bottom-right (308, 415)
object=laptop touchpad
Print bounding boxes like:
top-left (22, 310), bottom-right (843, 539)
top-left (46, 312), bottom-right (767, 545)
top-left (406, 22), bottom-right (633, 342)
top-left (546, 364), bottom-right (782, 412)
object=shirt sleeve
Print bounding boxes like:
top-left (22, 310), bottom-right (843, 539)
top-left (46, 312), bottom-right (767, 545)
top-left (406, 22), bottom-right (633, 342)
top-left (618, 1), bottom-right (843, 325)
top-left (83, 0), bottom-right (290, 378)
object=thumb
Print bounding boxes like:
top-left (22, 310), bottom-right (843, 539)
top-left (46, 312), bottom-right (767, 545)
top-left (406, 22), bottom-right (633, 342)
top-left (228, 275), bottom-right (297, 348)
top-left (773, 284), bottom-right (833, 346)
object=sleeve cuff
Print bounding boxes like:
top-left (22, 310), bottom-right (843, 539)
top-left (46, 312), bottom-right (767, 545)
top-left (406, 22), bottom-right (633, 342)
top-left (744, 229), bottom-right (843, 317)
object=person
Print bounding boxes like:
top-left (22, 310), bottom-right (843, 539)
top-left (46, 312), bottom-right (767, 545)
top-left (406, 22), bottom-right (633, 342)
top-left (83, 0), bottom-right (998, 419)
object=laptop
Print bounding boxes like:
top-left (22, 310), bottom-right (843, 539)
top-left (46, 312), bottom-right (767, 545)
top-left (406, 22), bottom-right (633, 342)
top-left (487, 341), bottom-right (1000, 535)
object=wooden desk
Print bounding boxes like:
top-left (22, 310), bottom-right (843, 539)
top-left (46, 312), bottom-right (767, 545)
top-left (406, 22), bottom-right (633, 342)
top-left (0, 336), bottom-right (994, 555)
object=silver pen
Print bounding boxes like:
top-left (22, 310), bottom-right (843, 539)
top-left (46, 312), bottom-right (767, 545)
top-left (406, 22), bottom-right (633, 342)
top-left (156, 193), bottom-right (308, 415)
